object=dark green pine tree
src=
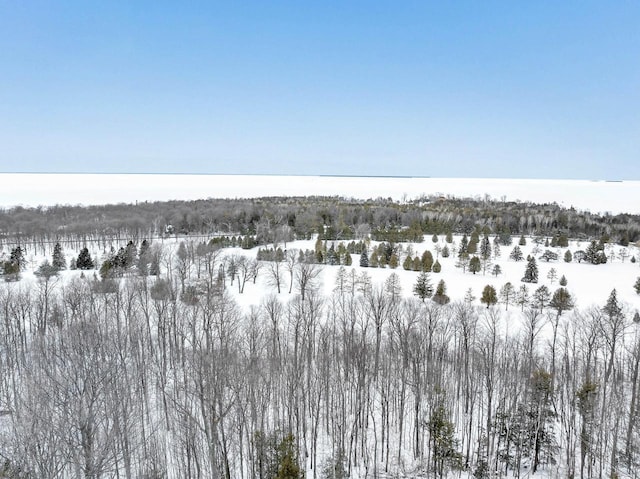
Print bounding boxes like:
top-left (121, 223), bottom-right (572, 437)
top-left (52, 242), bottom-right (66, 270)
top-left (124, 240), bottom-right (137, 269)
top-left (480, 234), bottom-right (492, 260)
top-left (468, 256), bottom-right (481, 274)
top-left (509, 246), bottom-right (524, 261)
top-left (428, 404), bottom-right (462, 479)
top-left (521, 256), bottom-right (538, 283)
top-left (603, 289), bottom-right (623, 320)
top-left (585, 240), bottom-right (607, 264)
top-left (549, 287), bottom-right (574, 316)
top-left (76, 247), bottom-right (94, 270)
top-left (432, 279), bottom-right (450, 305)
top-left (634, 277), bottom-right (640, 295)
top-left (138, 239), bottom-right (151, 274)
top-left (359, 250), bottom-right (369, 268)
top-left (9, 246), bottom-right (24, 271)
top-left (327, 244), bottom-right (339, 265)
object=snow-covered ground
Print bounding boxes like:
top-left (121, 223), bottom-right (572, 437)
top-left (1, 174), bottom-right (639, 215)
top-left (16, 234), bottom-right (640, 321)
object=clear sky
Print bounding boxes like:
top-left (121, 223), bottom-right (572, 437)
top-left (1, 1), bottom-right (638, 179)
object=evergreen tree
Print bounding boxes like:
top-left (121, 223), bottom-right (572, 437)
top-left (549, 287), bottom-right (574, 316)
top-left (441, 245), bottom-right (450, 258)
top-left (603, 289), bottom-right (623, 320)
top-left (359, 250), bottom-right (369, 268)
top-left (52, 242), bottom-right (66, 270)
top-left (275, 434), bottom-right (302, 479)
top-left (428, 405), bottom-right (462, 479)
top-left (326, 245), bottom-right (339, 265)
top-left (497, 226), bottom-right (513, 246)
top-left (635, 277), bottom-right (640, 295)
top-left (521, 257), bottom-right (538, 283)
top-left (458, 234), bottom-right (469, 258)
top-left (509, 246), bottom-right (524, 262)
top-left (76, 247), bottom-right (94, 270)
top-left (9, 246), bottom-right (24, 271)
top-left (467, 237), bottom-right (478, 255)
top-left (99, 258), bottom-right (116, 280)
top-left (493, 241), bottom-right (501, 259)
top-left (432, 279), bottom-right (450, 305)
top-left (540, 250), bottom-right (558, 262)
top-left (139, 238), bottom-right (150, 258)
top-left (413, 272), bottom-right (434, 301)
top-left (468, 256), bottom-right (481, 275)
top-left (480, 285), bottom-right (498, 307)
top-left (432, 234), bottom-right (439, 243)
top-left (492, 264), bottom-right (502, 276)
top-left (402, 255), bottom-right (412, 271)
top-left (388, 253), bottom-right (398, 269)
top-left (421, 250), bottom-right (434, 272)
top-left (344, 252), bottom-right (352, 266)
top-left (445, 231), bottom-right (453, 243)
top-left (519, 234), bottom-right (527, 246)
top-left (432, 260), bottom-right (441, 273)
top-left (35, 259), bottom-right (58, 280)
top-left (559, 275), bottom-right (568, 287)
top-left (585, 240), bottom-right (607, 264)
top-left (412, 256), bottom-right (422, 271)
top-left (124, 240), bottom-right (137, 269)
top-left (564, 250), bottom-right (572, 263)
top-left (369, 250), bottom-right (379, 268)
top-left (480, 234), bottom-right (492, 260)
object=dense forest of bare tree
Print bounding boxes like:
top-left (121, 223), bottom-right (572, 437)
top-left (0, 243), bottom-right (638, 478)
top-left (1, 195), bottom-right (638, 249)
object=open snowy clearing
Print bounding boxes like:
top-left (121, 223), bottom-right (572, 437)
top-left (1, 174), bottom-right (639, 215)
top-left (15, 234), bottom-right (640, 320)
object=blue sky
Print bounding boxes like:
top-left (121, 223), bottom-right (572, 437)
top-left (1, 1), bottom-right (638, 179)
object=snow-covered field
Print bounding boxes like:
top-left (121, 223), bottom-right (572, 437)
top-left (17, 234), bottom-right (640, 320)
top-left (1, 174), bottom-right (639, 215)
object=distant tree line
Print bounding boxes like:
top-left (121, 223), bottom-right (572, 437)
top-left (1, 195), bottom-right (639, 252)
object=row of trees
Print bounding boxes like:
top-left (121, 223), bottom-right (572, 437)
top-left (2, 194), bottom-right (639, 253)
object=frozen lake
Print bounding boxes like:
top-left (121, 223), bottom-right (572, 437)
top-left (1, 174), bottom-right (638, 215)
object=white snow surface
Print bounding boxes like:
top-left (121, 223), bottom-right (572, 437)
top-left (1, 174), bottom-right (638, 215)
top-left (15, 235), bottom-right (640, 322)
